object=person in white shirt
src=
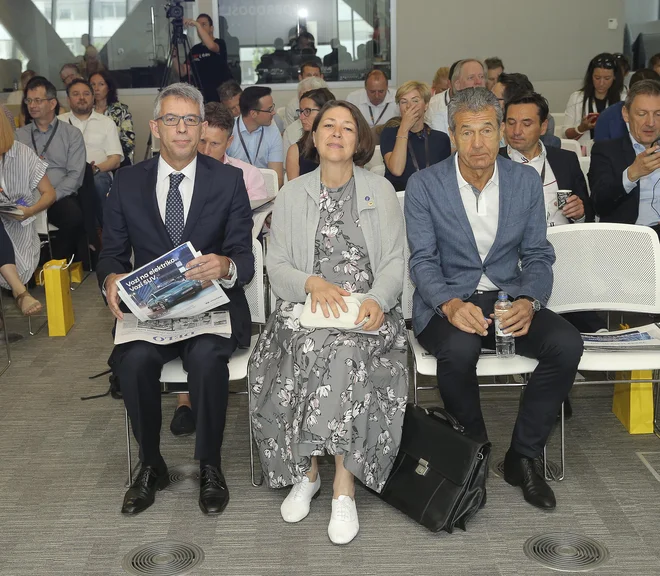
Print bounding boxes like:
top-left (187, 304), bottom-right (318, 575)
top-left (59, 78), bottom-right (123, 226)
top-left (431, 66), bottom-right (450, 96)
top-left (564, 53), bottom-right (625, 145)
top-left (284, 62), bottom-right (325, 126)
top-left (282, 76), bottom-right (328, 154)
top-left (346, 70), bottom-right (397, 129)
top-left (425, 59), bottom-right (485, 133)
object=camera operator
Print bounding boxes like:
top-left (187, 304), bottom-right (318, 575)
top-left (175, 13), bottom-right (233, 103)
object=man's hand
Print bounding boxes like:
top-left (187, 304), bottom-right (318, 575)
top-left (105, 273), bottom-right (129, 320)
top-left (627, 145), bottom-right (660, 182)
top-left (185, 254), bottom-right (230, 282)
top-left (355, 298), bottom-right (384, 331)
top-left (442, 298), bottom-right (490, 336)
top-left (490, 299), bottom-right (534, 337)
top-left (183, 18), bottom-right (199, 28)
top-left (305, 276), bottom-right (350, 319)
top-left (562, 194), bottom-right (584, 220)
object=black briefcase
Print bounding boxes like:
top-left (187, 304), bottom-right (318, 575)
top-left (378, 403), bottom-right (490, 533)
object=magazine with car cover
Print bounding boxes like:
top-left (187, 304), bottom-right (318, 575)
top-left (581, 323), bottom-right (660, 350)
top-left (114, 311), bottom-right (231, 345)
top-left (115, 242), bottom-right (230, 322)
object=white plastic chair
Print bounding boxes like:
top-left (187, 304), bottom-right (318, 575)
top-left (124, 237), bottom-right (267, 486)
top-left (579, 156), bottom-right (591, 195)
top-left (258, 168), bottom-right (279, 197)
top-left (364, 145), bottom-right (384, 171)
top-left (560, 139), bottom-right (583, 157)
top-left (276, 107), bottom-right (286, 121)
top-left (551, 113), bottom-right (567, 127)
top-left (553, 125), bottom-right (567, 139)
top-left (34, 209), bottom-right (58, 260)
top-left (370, 164), bottom-right (386, 177)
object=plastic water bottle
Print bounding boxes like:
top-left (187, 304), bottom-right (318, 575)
top-left (494, 291), bottom-right (515, 357)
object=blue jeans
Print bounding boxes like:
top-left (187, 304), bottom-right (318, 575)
top-left (94, 171), bottom-right (113, 226)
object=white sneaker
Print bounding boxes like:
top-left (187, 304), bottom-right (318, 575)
top-left (280, 475), bottom-right (321, 523)
top-left (328, 495), bottom-right (359, 545)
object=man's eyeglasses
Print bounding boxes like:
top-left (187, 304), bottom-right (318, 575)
top-left (156, 114), bottom-right (203, 126)
top-left (296, 107), bottom-right (320, 117)
top-left (252, 105), bottom-right (275, 114)
top-left (24, 97), bottom-right (54, 105)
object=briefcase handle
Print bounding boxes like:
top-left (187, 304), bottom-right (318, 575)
top-left (423, 406), bottom-right (465, 433)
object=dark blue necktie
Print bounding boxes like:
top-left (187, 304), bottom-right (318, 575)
top-left (165, 172), bottom-right (185, 245)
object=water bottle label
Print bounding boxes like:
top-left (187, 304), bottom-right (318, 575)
top-left (495, 317), bottom-right (505, 337)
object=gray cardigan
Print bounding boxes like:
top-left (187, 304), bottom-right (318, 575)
top-left (267, 165), bottom-right (405, 312)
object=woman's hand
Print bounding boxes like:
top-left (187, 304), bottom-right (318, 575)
top-left (400, 102), bottom-right (423, 133)
top-left (305, 276), bottom-right (350, 318)
top-left (355, 298), bottom-right (384, 331)
top-left (577, 113), bottom-right (598, 134)
top-left (9, 205), bottom-right (34, 221)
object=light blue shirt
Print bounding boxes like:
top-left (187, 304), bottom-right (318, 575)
top-left (227, 116), bottom-right (283, 168)
top-left (622, 129), bottom-right (660, 226)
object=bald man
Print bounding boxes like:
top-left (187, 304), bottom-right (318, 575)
top-left (347, 70), bottom-right (397, 128)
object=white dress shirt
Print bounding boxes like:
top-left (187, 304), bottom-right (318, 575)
top-left (346, 88), bottom-right (397, 128)
top-left (425, 90), bottom-right (450, 134)
top-left (455, 153), bottom-right (500, 291)
top-left (58, 110), bottom-right (124, 164)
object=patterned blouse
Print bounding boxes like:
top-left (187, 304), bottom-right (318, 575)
top-left (104, 101), bottom-right (135, 160)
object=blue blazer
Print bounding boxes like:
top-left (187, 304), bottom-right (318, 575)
top-left (404, 155), bottom-right (555, 336)
top-left (97, 153), bottom-right (255, 347)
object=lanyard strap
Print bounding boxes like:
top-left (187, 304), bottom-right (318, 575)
top-left (368, 103), bottom-right (390, 127)
top-left (445, 91), bottom-right (450, 106)
top-left (237, 122), bottom-right (264, 166)
top-left (407, 129), bottom-right (430, 172)
top-left (31, 118), bottom-right (59, 159)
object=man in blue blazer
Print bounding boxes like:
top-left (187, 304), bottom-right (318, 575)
top-left (405, 88), bottom-right (583, 510)
top-left (97, 83), bottom-right (254, 516)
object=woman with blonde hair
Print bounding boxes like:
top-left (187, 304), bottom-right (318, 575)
top-left (380, 80), bottom-right (451, 191)
top-left (431, 66), bottom-right (450, 95)
top-left (0, 112), bottom-right (56, 315)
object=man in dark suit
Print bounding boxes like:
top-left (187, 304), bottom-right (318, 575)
top-left (405, 88), bottom-right (583, 511)
top-left (97, 83), bottom-right (254, 516)
top-left (589, 79), bottom-right (660, 234)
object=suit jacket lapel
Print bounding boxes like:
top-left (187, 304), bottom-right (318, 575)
top-left (446, 157), bottom-right (479, 253)
top-left (484, 157), bottom-right (512, 263)
top-left (181, 155), bottom-right (210, 242)
top-left (144, 159), bottom-right (173, 249)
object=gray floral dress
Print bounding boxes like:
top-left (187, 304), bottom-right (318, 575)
top-left (249, 177), bottom-right (408, 493)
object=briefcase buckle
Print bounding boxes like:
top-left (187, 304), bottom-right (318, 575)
top-left (415, 458), bottom-right (429, 476)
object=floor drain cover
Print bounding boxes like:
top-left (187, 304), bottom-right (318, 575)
top-left (492, 457), bottom-right (562, 481)
top-left (165, 465), bottom-right (200, 493)
top-left (523, 533), bottom-right (609, 572)
top-left (122, 540), bottom-right (204, 575)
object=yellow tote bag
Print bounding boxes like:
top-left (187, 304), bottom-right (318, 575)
top-left (612, 372), bottom-right (655, 434)
top-left (42, 258), bottom-right (75, 337)
top-left (69, 262), bottom-right (84, 284)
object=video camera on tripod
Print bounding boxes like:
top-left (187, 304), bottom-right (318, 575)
top-left (165, 0), bottom-right (195, 43)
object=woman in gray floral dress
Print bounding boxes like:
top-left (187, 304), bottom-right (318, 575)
top-left (249, 101), bottom-right (408, 545)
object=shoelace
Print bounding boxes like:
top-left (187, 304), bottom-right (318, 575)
top-left (290, 477), bottom-right (314, 501)
top-left (333, 497), bottom-right (356, 522)
top-left (201, 469), bottom-right (226, 490)
top-left (135, 468), bottom-right (157, 488)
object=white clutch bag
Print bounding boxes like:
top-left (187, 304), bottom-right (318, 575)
top-left (299, 292), bottom-right (369, 331)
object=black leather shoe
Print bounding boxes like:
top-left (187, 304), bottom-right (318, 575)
top-left (170, 405), bottom-right (196, 436)
top-left (503, 450), bottom-right (556, 510)
top-left (199, 465), bottom-right (229, 515)
top-left (121, 465), bottom-right (170, 515)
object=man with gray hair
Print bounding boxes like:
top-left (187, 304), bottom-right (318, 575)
top-left (98, 82), bottom-right (254, 517)
top-left (426, 59), bottom-right (486, 133)
top-left (405, 87), bottom-right (582, 511)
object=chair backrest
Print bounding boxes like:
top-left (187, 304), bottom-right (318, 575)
top-left (370, 164), bottom-right (385, 177)
top-left (259, 168), bottom-right (279, 197)
top-left (34, 209), bottom-right (49, 236)
top-left (560, 139), bottom-right (582, 157)
top-left (578, 156), bottom-right (591, 195)
top-left (546, 223), bottom-right (660, 314)
top-left (551, 113), bottom-right (567, 127)
top-left (398, 191), bottom-right (415, 321)
top-left (554, 125), bottom-right (567, 140)
top-left (244, 237), bottom-right (267, 323)
top-left (365, 145), bottom-right (384, 170)
top-left (276, 107), bottom-right (286, 120)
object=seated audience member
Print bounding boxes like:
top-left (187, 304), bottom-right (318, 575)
top-left (405, 87), bottom-right (583, 511)
top-left (427, 59), bottom-right (485, 133)
top-left (227, 86), bottom-right (284, 188)
top-left (614, 53), bottom-right (633, 88)
top-left (217, 80), bottom-right (242, 118)
top-left (425, 60), bottom-right (460, 129)
top-left (99, 83), bottom-right (254, 516)
top-left (285, 88), bottom-right (335, 180)
top-left (7, 70), bottom-right (36, 106)
top-left (492, 72), bottom-right (560, 147)
top-left (60, 63), bottom-right (82, 87)
top-left (346, 70), bottom-right (397, 129)
top-left (285, 61), bottom-right (324, 125)
top-left (484, 57), bottom-right (504, 90)
top-left (0, 112), bottom-right (57, 315)
top-left (431, 66), bottom-right (450, 96)
top-left (59, 78), bottom-right (123, 225)
top-left (650, 53), bottom-right (660, 76)
top-left (589, 79), bottom-right (660, 234)
top-left (564, 53), bottom-right (625, 145)
top-left (281, 76), bottom-right (328, 153)
top-left (594, 69), bottom-right (660, 142)
top-left (15, 77), bottom-right (86, 262)
top-left (380, 81), bottom-right (451, 191)
top-left (90, 70), bottom-right (135, 165)
top-left (250, 100), bottom-right (408, 545)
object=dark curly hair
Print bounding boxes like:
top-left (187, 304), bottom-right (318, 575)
top-left (89, 69), bottom-right (118, 106)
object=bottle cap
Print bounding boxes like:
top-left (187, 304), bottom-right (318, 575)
top-left (497, 291), bottom-right (508, 300)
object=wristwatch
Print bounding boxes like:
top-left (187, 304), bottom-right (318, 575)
top-left (516, 296), bottom-right (541, 313)
top-left (93, 165), bottom-right (101, 175)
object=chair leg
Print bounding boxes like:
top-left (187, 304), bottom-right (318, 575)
top-left (125, 408), bottom-right (133, 488)
top-left (247, 370), bottom-right (263, 487)
top-left (542, 401), bottom-right (566, 482)
top-left (0, 291), bottom-right (11, 377)
top-left (413, 356), bottom-right (419, 405)
top-left (654, 374), bottom-right (660, 440)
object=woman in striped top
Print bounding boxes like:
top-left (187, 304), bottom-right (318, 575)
top-left (0, 112), bottom-right (56, 315)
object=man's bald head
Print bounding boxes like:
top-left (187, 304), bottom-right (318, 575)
top-left (365, 70), bottom-right (389, 106)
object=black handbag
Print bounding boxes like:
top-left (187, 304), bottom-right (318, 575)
top-left (378, 403), bottom-right (491, 533)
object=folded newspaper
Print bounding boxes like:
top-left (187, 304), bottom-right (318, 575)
top-left (114, 311), bottom-right (231, 345)
top-left (250, 195), bottom-right (277, 211)
top-left (581, 323), bottom-right (660, 351)
top-left (0, 202), bottom-right (23, 216)
top-left (115, 242), bottom-right (229, 322)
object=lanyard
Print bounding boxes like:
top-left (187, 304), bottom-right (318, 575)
top-left (368, 103), bottom-right (389, 127)
top-left (408, 129), bottom-right (430, 172)
top-left (31, 118), bottom-right (59, 160)
top-left (237, 121), bottom-right (264, 166)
